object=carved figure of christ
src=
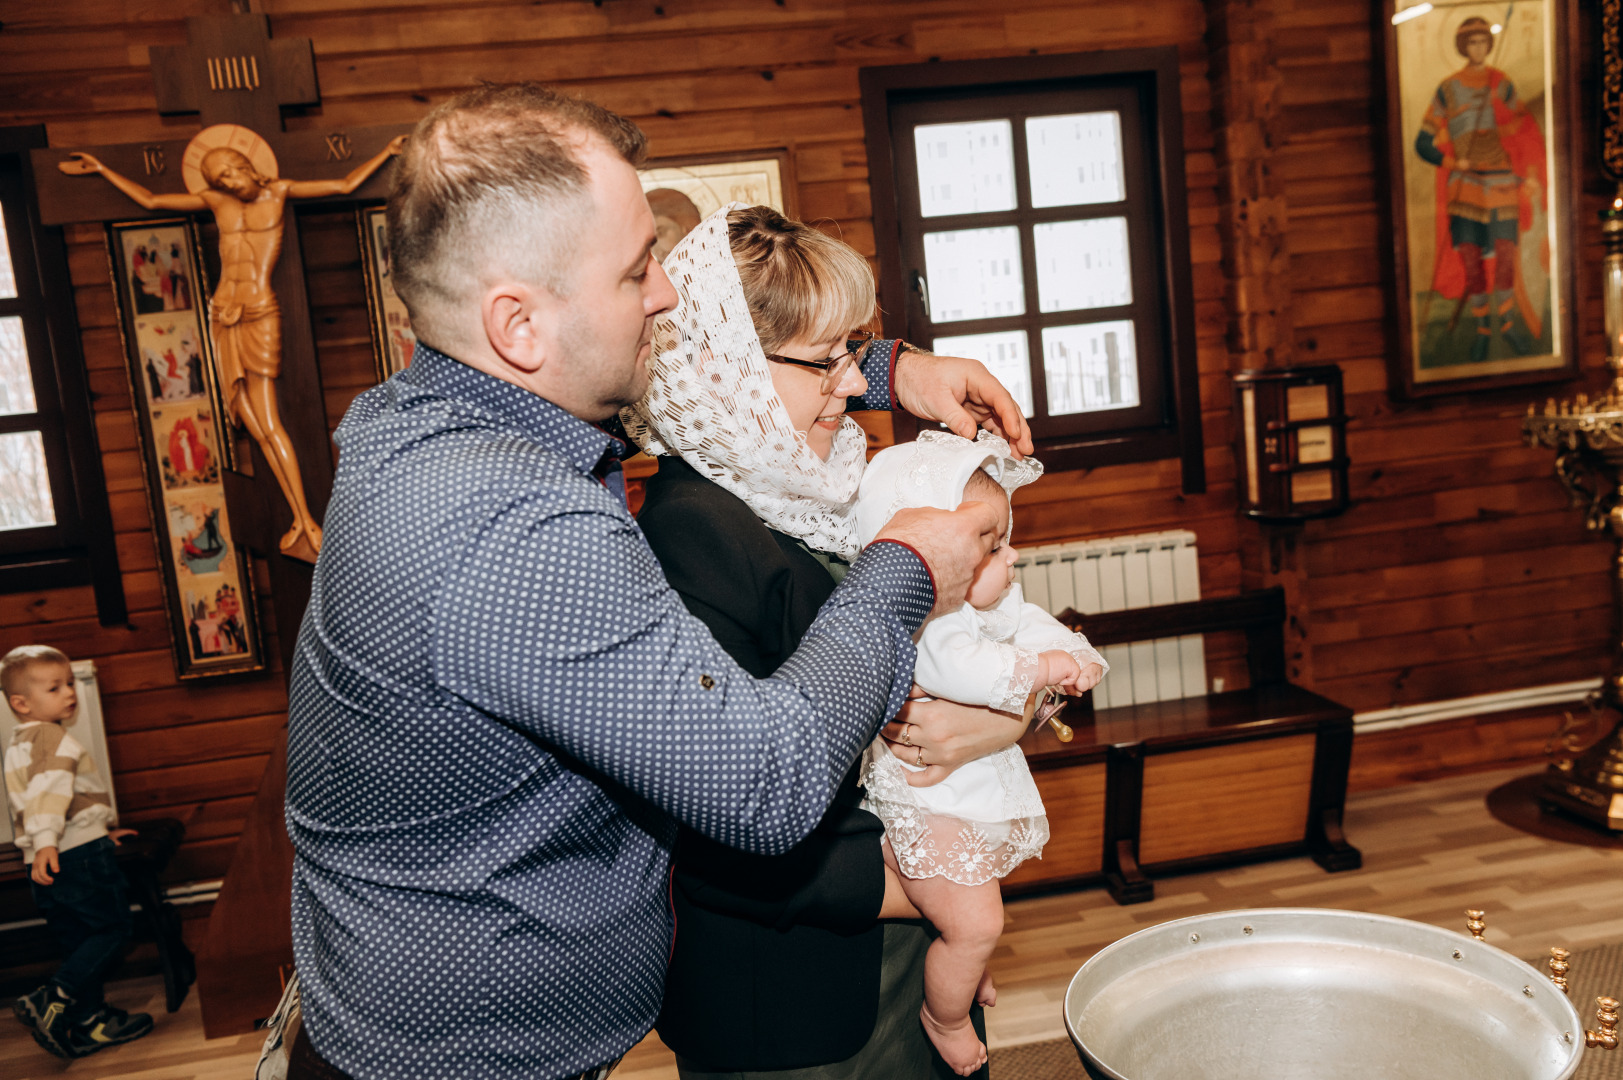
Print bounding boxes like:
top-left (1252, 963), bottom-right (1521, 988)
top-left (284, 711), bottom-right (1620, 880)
top-left (61, 133), bottom-right (405, 563)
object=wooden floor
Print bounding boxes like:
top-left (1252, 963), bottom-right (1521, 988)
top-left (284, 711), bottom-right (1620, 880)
top-left (3, 765), bottom-right (1621, 1080)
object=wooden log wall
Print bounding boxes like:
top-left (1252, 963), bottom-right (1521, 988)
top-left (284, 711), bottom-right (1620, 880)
top-left (0, 0), bottom-right (1609, 887)
top-left (1272, 0), bottom-right (1613, 709)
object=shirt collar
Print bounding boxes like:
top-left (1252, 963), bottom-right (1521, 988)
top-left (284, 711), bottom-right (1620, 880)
top-left (403, 342), bottom-right (627, 475)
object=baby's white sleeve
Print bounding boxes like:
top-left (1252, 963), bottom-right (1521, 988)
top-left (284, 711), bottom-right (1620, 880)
top-left (1013, 603), bottom-right (1109, 673)
top-left (913, 612), bottom-right (1041, 715)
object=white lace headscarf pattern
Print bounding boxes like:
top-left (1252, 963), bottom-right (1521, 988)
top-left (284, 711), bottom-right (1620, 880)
top-left (620, 203), bottom-right (867, 560)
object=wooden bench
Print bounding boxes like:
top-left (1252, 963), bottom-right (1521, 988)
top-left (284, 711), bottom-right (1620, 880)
top-left (0, 819), bottom-right (197, 1012)
top-left (1002, 586), bottom-right (1361, 904)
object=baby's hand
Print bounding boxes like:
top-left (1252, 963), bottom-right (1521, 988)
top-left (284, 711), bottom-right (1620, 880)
top-left (1034, 650), bottom-right (1081, 690)
top-left (1071, 662), bottom-right (1105, 694)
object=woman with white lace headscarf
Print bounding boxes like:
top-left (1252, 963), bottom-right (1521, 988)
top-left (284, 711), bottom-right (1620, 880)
top-left (626, 203), bottom-right (1103, 1079)
top-left (627, 204), bottom-right (1016, 1080)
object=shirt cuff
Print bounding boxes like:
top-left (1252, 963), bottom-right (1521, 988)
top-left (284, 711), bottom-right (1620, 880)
top-left (29, 828), bottom-right (60, 852)
top-left (844, 540), bottom-right (935, 633)
top-left (851, 339), bottom-right (900, 413)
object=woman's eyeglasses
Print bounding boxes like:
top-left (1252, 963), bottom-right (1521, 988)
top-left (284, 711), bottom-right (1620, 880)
top-left (764, 330), bottom-right (882, 395)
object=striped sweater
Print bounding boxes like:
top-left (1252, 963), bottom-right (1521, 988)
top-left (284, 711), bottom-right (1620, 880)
top-left (4, 721), bottom-right (114, 863)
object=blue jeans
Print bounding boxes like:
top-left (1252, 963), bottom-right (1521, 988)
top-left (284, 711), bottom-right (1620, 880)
top-left (30, 837), bottom-right (132, 1022)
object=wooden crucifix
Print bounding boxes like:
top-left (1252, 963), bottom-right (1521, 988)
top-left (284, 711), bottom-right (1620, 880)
top-left (31, 8), bottom-right (414, 1037)
top-left (61, 129), bottom-right (405, 562)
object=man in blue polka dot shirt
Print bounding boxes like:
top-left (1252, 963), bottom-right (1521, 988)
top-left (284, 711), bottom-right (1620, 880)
top-left (284, 84), bottom-right (1033, 1080)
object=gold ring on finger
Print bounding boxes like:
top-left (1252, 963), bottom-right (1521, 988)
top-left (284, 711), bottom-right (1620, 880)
top-left (915, 746), bottom-right (925, 768)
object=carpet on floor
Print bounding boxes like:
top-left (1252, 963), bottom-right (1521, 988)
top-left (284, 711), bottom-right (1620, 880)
top-left (987, 940), bottom-right (1623, 1079)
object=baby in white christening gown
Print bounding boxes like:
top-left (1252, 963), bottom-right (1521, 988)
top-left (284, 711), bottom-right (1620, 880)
top-left (854, 430), bottom-right (1108, 1075)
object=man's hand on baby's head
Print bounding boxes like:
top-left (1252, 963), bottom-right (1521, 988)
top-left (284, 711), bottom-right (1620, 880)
top-left (892, 350), bottom-right (1034, 458)
top-left (872, 503), bottom-right (1001, 615)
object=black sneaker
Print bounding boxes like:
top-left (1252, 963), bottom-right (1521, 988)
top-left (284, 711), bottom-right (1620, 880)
top-left (13, 983), bottom-right (75, 1059)
top-left (63, 1006), bottom-right (153, 1057)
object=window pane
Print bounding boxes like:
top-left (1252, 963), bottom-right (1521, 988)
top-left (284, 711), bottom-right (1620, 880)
top-left (914, 120), bottom-right (1017, 218)
top-left (933, 330), bottom-right (1033, 417)
top-left (0, 430), bottom-right (55, 530)
top-left (0, 212), bottom-right (15, 300)
top-left (1026, 112), bottom-right (1126, 208)
top-left (1034, 217), bottom-right (1132, 312)
top-left (0, 316), bottom-right (37, 416)
top-left (1042, 320), bottom-right (1140, 415)
top-left (923, 226), bottom-right (1025, 323)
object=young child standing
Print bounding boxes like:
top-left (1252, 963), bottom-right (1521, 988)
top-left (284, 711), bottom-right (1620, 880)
top-left (3, 645), bottom-right (152, 1059)
top-left (853, 431), bottom-right (1108, 1075)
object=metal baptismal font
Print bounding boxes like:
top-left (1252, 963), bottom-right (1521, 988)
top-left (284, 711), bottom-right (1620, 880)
top-left (1523, 192), bottom-right (1623, 830)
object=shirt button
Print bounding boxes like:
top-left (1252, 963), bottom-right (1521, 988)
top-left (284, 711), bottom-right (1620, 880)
top-left (700, 674), bottom-right (715, 690)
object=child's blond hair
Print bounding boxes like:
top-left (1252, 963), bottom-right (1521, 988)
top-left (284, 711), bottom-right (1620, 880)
top-left (1, 645), bottom-right (71, 699)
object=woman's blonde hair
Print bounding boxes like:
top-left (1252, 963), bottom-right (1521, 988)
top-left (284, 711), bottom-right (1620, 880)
top-left (726, 206), bottom-right (876, 354)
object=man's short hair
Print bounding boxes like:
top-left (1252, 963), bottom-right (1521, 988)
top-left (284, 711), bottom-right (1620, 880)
top-left (386, 83), bottom-right (647, 340)
top-left (1, 645), bottom-right (71, 698)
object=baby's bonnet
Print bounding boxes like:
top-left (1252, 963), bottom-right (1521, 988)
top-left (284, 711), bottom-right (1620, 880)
top-left (853, 430), bottom-right (1042, 547)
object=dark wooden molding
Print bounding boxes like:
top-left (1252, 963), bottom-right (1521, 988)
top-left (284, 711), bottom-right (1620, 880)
top-left (1308, 719), bottom-right (1363, 872)
top-left (1137, 840), bottom-right (1307, 879)
top-left (1058, 586), bottom-right (1286, 651)
top-left (196, 724), bottom-right (294, 1036)
top-left (1103, 743), bottom-right (1153, 904)
top-left (0, 124), bottom-right (124, 625)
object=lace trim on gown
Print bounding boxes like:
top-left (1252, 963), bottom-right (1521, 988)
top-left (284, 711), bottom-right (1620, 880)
top-left (987, 645), bottom-right (1040, 716)
top-left (859, 739), bottom-right (1048, 887)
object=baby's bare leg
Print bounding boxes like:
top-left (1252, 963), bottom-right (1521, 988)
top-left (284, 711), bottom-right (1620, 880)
top-left (883, 840), bottom-right (1005, 1076)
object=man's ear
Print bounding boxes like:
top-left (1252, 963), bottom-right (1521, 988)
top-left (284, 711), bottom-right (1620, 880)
top-left (481, 280), bottom-right (549, 376)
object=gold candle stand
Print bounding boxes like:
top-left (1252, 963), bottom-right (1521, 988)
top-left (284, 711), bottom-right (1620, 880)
top-left (1523, 192), bottom-right (1623, 830)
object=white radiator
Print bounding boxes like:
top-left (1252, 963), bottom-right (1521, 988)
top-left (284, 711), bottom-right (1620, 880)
top-left (1013, 531), bottom-right (1206, 709)
top-left (1, 659), bottom-right (117, 846)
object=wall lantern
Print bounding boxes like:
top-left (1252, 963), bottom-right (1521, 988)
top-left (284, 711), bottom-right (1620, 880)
top-left (1233, 365), bottom-right (1350, 522)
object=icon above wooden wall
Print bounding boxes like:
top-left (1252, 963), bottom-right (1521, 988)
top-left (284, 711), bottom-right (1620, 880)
top-left (1378, 0), bottom-right (1580, 398)
top-left (358, 204), bottom-right (417, 380)
top-left (637, 150), bottom-right (794, 262)
top-left (109, 217), bottom-right (265, 680)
